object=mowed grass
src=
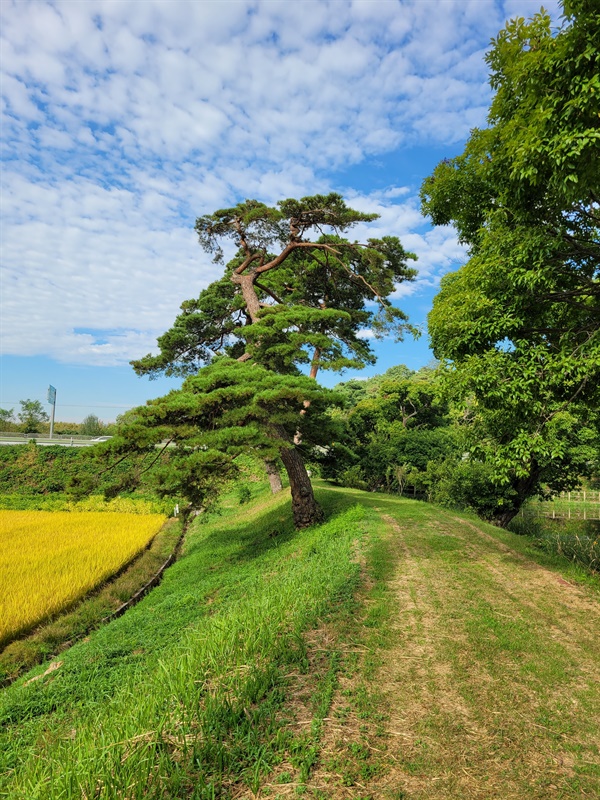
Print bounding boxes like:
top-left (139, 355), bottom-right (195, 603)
top-left (0, 510), bottom-right (166, 647)
top-left (1, 485), bottom-right (599, 799)
top-left (303, 488), bottom-right (600, 799)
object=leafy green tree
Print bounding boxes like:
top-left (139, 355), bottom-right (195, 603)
top-left (53, 421), bottom-right (82, 436)
top-left (421, 1), bottom-right (600, 525)
top-left (323, 365), bottom-right (455, 491)
top-left (333, 363), bottom-right (438, 411)
top-left (0, 408), bottom-right (15, 430)
top-left (80, 414), bottom-right (104, 436)
top-left (118, 194), bottom-right (416, 527)
top-left (17, 400), bottom-right (49, 434)
top-left (332, 379), bottom-right (369, 407)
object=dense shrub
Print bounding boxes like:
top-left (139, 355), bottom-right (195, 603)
top-left (419, 459), bottom-right (518, 521)
top-left (0, 444), bottom-right (168, 498)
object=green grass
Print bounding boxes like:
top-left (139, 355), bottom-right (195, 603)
top-left (510, 514), bottom-right (600, 574)
top-left (0, 492), bottom-right (174, 514)
top-left (315, 493), bottom-right (397, 795)
top-left (296, 487), bottom-right (600, 799)
top-left (0, 486), bottom-right (370, 799)
top-left (360, 496), bottom-right (598, 798)
top-left (2, 482), bottom-right (599, 799)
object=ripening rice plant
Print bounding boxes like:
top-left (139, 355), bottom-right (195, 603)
top-left (0, 510), bottom-right (165, 647)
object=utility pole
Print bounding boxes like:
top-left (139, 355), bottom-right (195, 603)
top-left (47, 385), bottom-right (56, 439)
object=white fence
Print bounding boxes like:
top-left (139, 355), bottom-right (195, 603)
top-left (558, 490), bottom-right (600, 504)
top-left (522, 490), bottom-right (600, 522)
top-left (528, 507), bottom-right (600, 522)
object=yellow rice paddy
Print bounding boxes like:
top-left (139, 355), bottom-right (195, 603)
top-left (0, 510), bottom-right (165, 647)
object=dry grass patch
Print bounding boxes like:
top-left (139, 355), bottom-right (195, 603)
top-left (368, 506), bottom-right (600, 800)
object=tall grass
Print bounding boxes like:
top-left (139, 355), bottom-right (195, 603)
top-left (510, 514), bottom-right (600, 573)
top-left (0, 492), bottom-right (174, 514)
top-left (0, 491), bottom-right (369, 799)
top-left (0, 510), bottom-right (166, 646)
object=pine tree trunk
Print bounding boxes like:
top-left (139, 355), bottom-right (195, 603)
top-left (279, 445), bottom-right (324, 528)
top-left (264, 459), bottom-right (283, 494)
top-left (229, 273), bottom-right (322, 524)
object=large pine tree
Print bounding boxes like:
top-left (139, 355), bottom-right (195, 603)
top-left (115, 194), bottom-right (417, 527)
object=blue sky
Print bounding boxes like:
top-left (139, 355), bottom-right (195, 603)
top-left (1, 0), bottom-right (561, 423)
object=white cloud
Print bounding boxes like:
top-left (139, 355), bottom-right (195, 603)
top-left (1, 0), bottom-right (507, 169)
top-left (356, 329), bottom-right (376, 340)
top-left (0, 0), bottom-right (559, 365)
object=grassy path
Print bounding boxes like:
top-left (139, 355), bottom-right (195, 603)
top-left (1, 485), bottom-right (598, 798)
top-left (302, 490), bottom-right (600, 799)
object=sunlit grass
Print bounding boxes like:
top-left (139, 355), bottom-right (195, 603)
top-left (2, 487), bottom-right (599, 798)
top-left (0, 489), bottom-right (367, 799)
top-left (0, 493), bottom-right (173, 514)
top-left (0, 510), bottom-right (166, 647)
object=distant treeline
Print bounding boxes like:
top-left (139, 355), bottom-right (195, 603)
top-left (0, 406), bottom-right (117, 436)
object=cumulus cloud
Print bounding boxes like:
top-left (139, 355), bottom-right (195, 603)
top-left (0, 0), bottom-right (558, 365)
top-left (341, 187), bottom-right (467, 306)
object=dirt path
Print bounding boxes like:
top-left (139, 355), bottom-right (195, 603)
top-left (306, 503), bottom-right (600, 799)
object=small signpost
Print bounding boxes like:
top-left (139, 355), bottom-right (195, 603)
top-left (47, 385), bottom-right (56, 439)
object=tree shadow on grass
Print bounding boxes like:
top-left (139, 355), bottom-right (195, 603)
top-left (183, 498), bottom-right (300, 565)
top-left (188, 485), bottom-right (381, 566)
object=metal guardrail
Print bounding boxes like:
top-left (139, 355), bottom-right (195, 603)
top-left (0, 431), bottom-right (97, 441)
top-left (0, 432), bottom-right (106, 447)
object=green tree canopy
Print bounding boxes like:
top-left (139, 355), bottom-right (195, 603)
top-left (322, 364), bottom-right (454, 491)
top-left (115, 194), bottom-right (416, 527)
top-left (421, 1), bottom-right (600, 525)
top-left (132, 195), bottom-right (416, 382)
top-left (80, 414), bottom-right (104, 437)
top-left (0, 408), bottom-right (15, 428)
top-left (105, 359), bottom-right (340, 523)
top-left (17, 400), bottom-right (49, 434)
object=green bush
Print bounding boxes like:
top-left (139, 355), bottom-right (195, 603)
top-left (238, 484), bottom-right (252, 505)
top-left (339, 465), bottom-right (369, 491)
top-left (425, 459), bottom-right (518, 521)
top-left (0, 445), bottom-right (173, 500)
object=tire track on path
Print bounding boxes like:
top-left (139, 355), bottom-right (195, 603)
top-left (309, 503), bottom-right (600, 799)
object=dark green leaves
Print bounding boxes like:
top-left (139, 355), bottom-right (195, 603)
top-left (421, 1), bottom-right (600, 523)
top-left (195, 193), bottom-right (381, 264)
